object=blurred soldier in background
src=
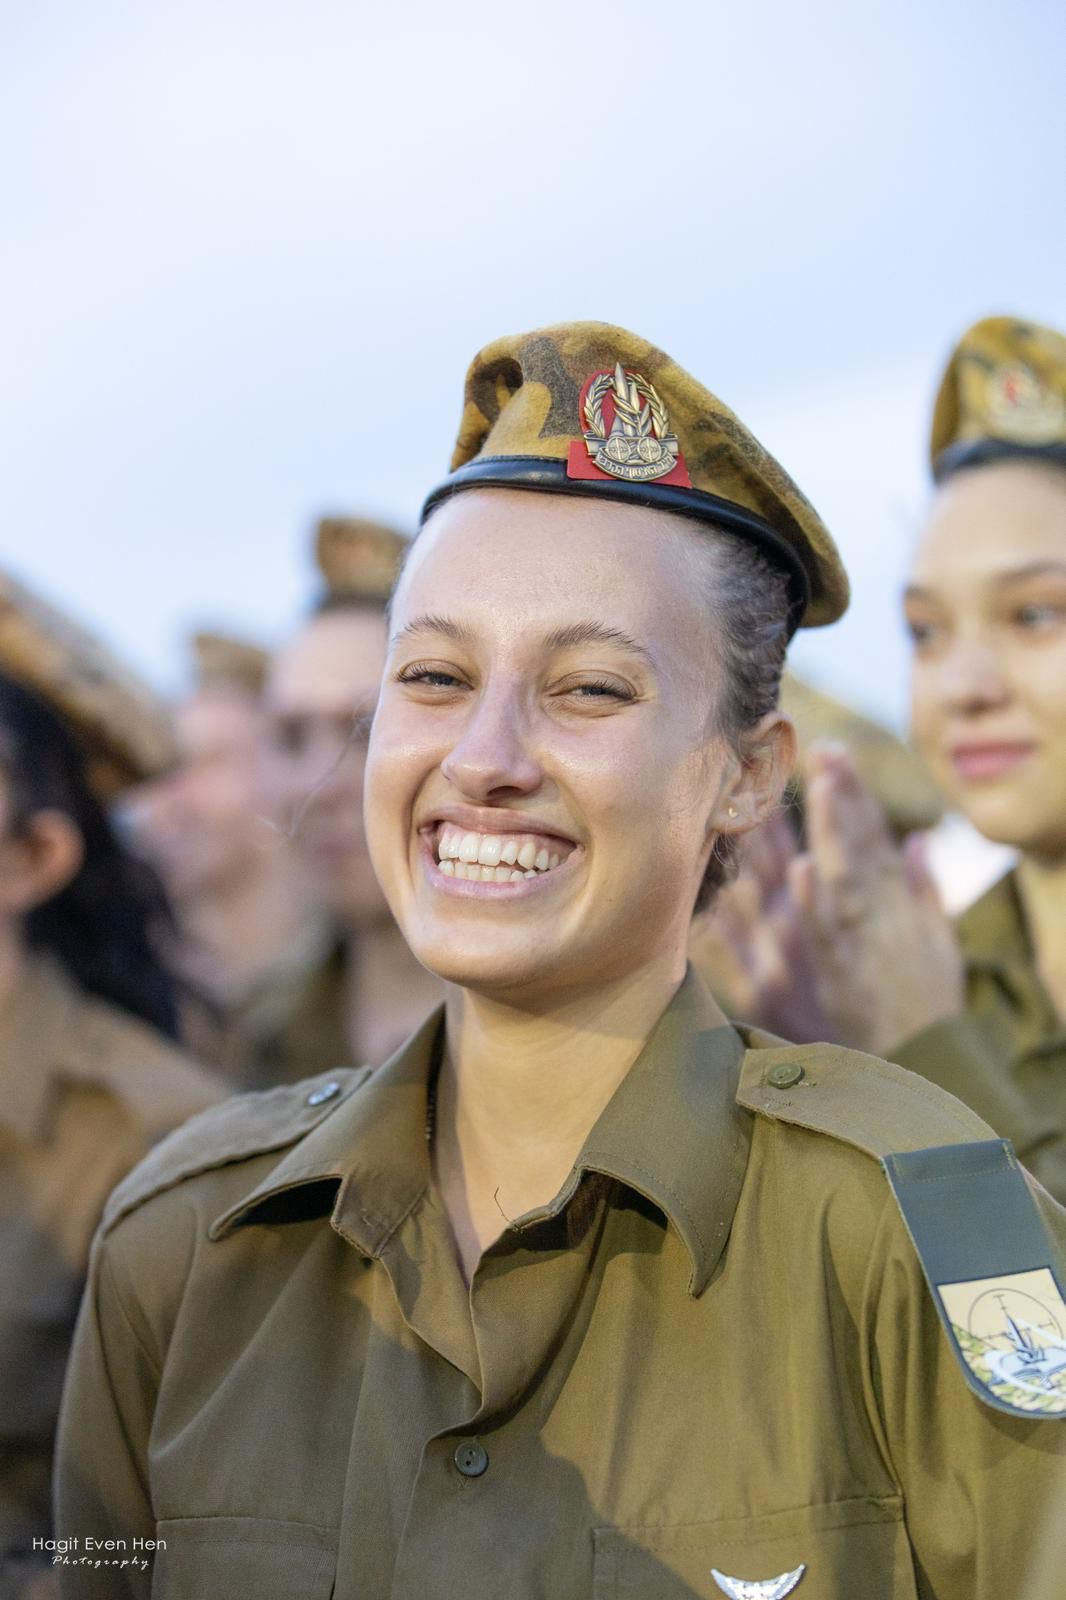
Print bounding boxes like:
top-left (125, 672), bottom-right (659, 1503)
top-left (123, 631), bottom-right (319, 1085)
top-left (0, 572), bottom-right (220, 1599)
top-left (689, 670), bottom-right (942, 1038)
top-left (254, 517), bottom-right (442, 1083)
top-left (697, 316), bottom-right (1066, 1204)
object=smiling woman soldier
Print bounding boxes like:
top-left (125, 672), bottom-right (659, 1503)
top-left (57, 325), bottom-right (1066, 1599)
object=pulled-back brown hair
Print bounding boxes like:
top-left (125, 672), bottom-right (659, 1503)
top-left (691, 528), bottom-right (791, 911)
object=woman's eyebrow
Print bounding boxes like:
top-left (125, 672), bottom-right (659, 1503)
top-left (995, 560), bottom-right (1066, 587)
top-left (390, 613), bottom-right (474, 649)
top-left (391, 615), bottom-right (655, 665)
top-left (544, 621), bottom-right (654, 664)
top-left (905, 562), bottom-right (1066, 606)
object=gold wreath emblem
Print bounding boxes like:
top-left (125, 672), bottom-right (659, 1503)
top-left (985, 362), bottom-right (1066, 444)
top-left (582, 363), bottom-right (680, 482)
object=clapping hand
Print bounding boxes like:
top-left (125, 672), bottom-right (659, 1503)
top-left (692, 744), bottom-right (965, 1054)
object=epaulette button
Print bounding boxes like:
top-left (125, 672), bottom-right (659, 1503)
top-left (307, 1080), bottom-right (343, 1106)
top-left (767, 1062), bottom-right (805, 1090)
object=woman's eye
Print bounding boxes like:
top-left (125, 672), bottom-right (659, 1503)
top-left (397, 667), bottom-right (464, 688)
top-left (561, 679), bottom-right (634, 702)
top-left (905, 618), bottom-right (940, 648)
top-left (1014, 602), bottom-right (1064, 630)
top-left (270, 716), bottom-right (309, 754)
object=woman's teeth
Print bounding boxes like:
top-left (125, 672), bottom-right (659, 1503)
top-left (435, 829), bottom-right (564, 882)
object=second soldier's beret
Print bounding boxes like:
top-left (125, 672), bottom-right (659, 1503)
top-left (931, 315), bottom-right (1066, 483)
top-left (314, 517), bottom-right (409, 606)
top-left (421, 322), bottom-right (849, 632)
top-left (0, 568), bottom-right (176, 797)
top-left (191, 631), bottom-right (270, 698)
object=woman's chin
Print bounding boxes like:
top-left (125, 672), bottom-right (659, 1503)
top-left (401, 916), bottom-right (581, 1000)
top-left (955, 788), bottom-right (1062, 855)
top-left (413, 943), bottom-right (553, 996)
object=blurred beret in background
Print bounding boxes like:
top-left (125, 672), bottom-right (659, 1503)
top-left (931, 314), bottom-right (1066, 482)
top-left (314, 516), bottom-right (409, 607)
top-left (0, 568), bottom-right (176, 797)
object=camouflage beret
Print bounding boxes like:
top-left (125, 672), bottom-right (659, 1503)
top-left (421, 322), bottom-right (848, 631)
top-left (0, 569), bottom-right (176, 797)
top-left (931, 315), bottom-right (1066, 483)
top-left (780, 674), bottom-right (942, 836)
top-left (314, 516), bottom-right (409, 605)
top-left (191, 631), bottom-right (270, 698)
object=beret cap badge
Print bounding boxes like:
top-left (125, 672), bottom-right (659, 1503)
top-left (569, 361), bottom-right (691, 487)
top-left (985, 362), bottom-right (1066, 445)
top-left (421, 321), bottom-right (850, 630)
top-left (931, 315), bottom-right (1066, 480)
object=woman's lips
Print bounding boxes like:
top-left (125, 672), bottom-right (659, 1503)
top-left (949, 742), bottom-right (1036, 781)
top-left (418, 832), bottom-right (580, 898)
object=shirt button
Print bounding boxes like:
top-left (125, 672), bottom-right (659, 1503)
top-left (453, 1439), bottom-right (489, 1478)
top-left (767, 1062), bottom-right (804, 1090)
top-left (306, 1081), bottom-right (342, 1106)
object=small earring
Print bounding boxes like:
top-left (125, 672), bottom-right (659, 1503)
top-left (727, 805), bottom-right (739, 819)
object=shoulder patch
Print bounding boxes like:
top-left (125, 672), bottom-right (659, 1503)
top-left (734, 1033), bottom-right (992, 1159)
top-left (737, 1033), bottom-right (1066, 1420)
top-left (100, 1066), bottom-right (372, 1236)
top-left (886, 1141), bottom-right (1066, 1420)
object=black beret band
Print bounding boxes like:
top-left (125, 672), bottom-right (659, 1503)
top-left (934, 438), bottom-right (1066, 485)
top-left (420, 456), bottom-right (812, 639)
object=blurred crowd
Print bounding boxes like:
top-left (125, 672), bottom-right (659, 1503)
top-left (3, 310), bottom-right (1066, 1593)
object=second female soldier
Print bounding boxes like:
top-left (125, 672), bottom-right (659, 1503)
top-left (0, 573), bottom-right (220, 1597)
top-left (57, 324), bottom-right (1066, 1598)
top-left (710, 316), bottom-right (1066, 1204)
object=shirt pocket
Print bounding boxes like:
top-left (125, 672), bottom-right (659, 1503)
top-left (593, 1496), bottom-right (918, 1599)
top-left (152, 1518), bottom-right (337, 1599)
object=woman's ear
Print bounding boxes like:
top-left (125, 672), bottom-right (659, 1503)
top-left (0, 809), bottom-right (85, 916)
top-left (711, 713), bottom-right (797, 836)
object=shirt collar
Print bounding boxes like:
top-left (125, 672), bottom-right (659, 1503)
top-left (522, 967), bottom-right (751, 1295)
top-left (210, 1006), bottom-right (441, 1244)
top-left (956, 867), bottom-right (1065, 1045)
top-left (957, 869), bottom-right (1032, 973)
top-left (212, 968), bottom-right (752, 1296)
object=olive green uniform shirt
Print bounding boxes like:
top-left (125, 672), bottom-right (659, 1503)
top-left (0, 957), bottom-right (221, 1600)
top-left (56, 971), bottom-right (1066, 1599)
top-left (894, 870), bottom-right (1066, 1204)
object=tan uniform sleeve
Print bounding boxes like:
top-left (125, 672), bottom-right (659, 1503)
top-left (862, 1184), bottom-right (1066, 1596)
top-left (53, 1237), bottom-right (159, 1600)
top-left (891, 1014), bottom-right (1053, 1164)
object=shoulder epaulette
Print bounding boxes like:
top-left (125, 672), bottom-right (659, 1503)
top-left (737, 1033), bottom-right (1066, 1420)
top-left (735, 1032), bottom-right (990, 1157)
top-left (100, 1066), bottom-right (372, 1236)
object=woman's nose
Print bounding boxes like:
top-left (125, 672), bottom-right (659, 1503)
top-left (440, 688), bottom-right (542, 801)
top-left (937, 639), bottom-right (1011, 714)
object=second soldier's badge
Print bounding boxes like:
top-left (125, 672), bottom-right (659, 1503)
top-left (984, 361), bottom-right (1066, 444)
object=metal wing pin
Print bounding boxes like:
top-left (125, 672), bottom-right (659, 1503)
top-left (710, 1564), bottom-right (806, 1599)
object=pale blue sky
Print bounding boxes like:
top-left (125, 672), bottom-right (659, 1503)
top-left (2, 0), bottom-right (1064, 727)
